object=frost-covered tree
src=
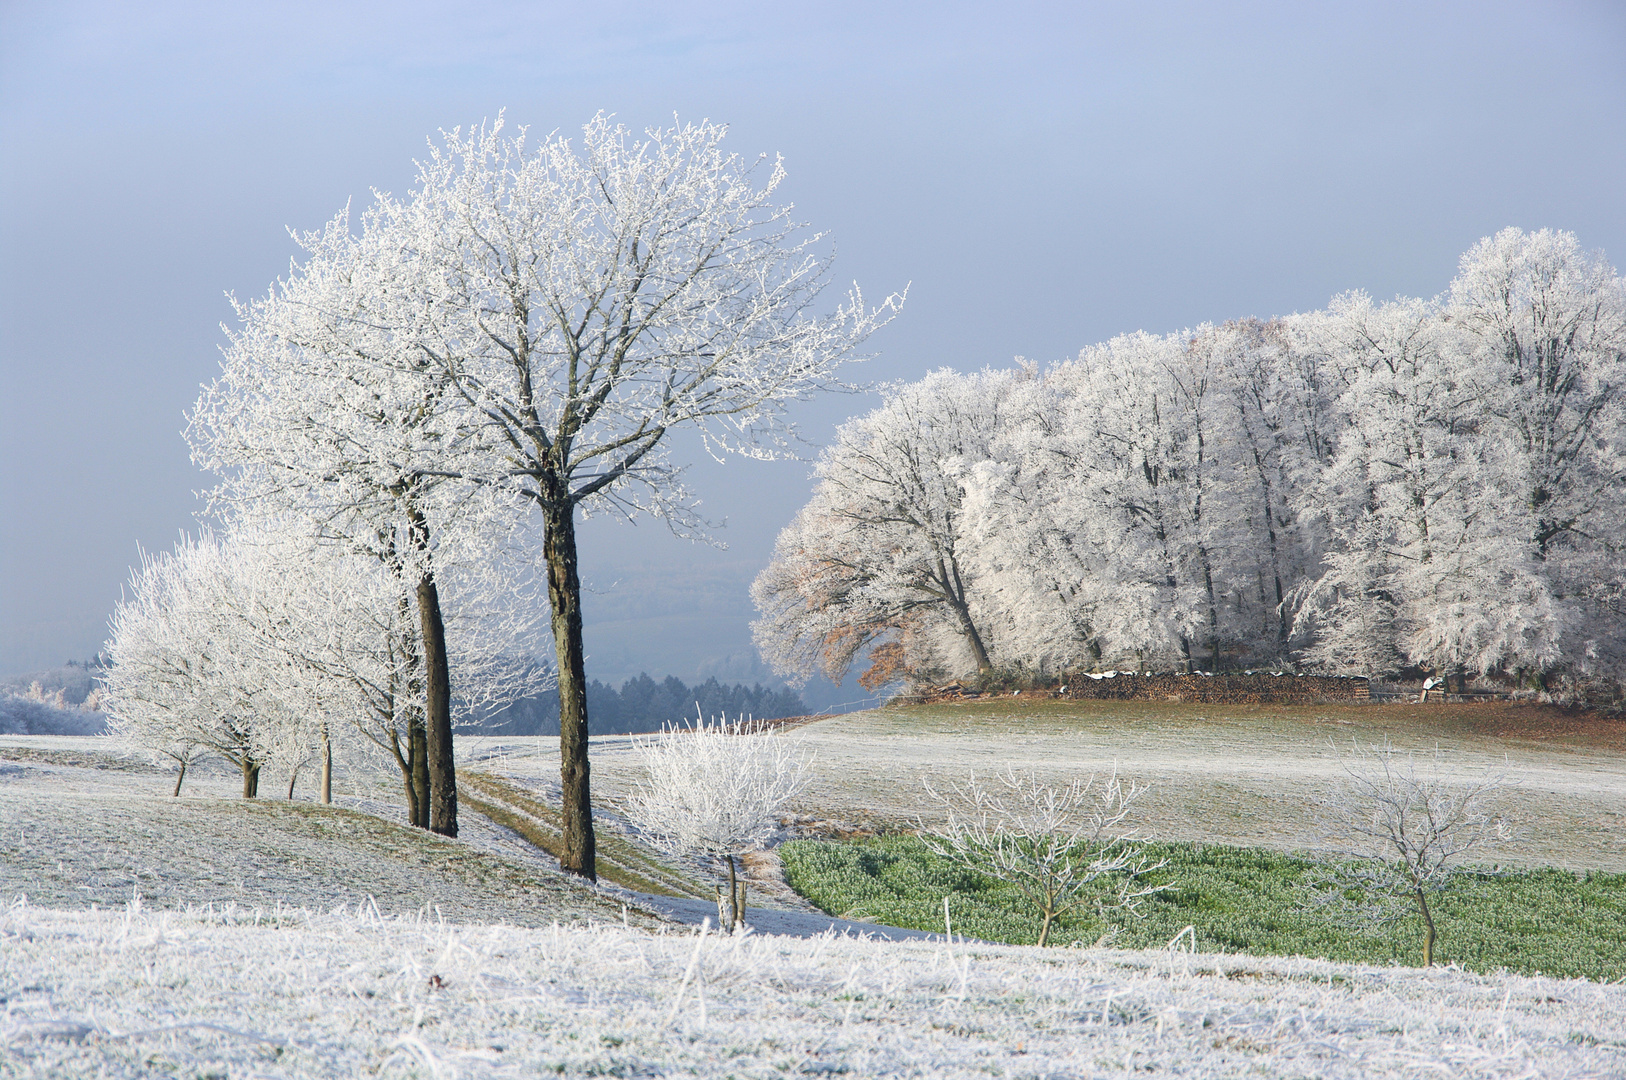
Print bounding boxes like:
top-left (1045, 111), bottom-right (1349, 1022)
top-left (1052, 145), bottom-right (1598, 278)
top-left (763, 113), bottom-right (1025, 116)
top-left (1448, 228), bottom-right (1626, 683)
top-left (103, 533), bottom-right (303, 797)
top-left (196, 113), bottom-right (897, 869)
top-left (195, 222), bottom-right (475, 834)
top-left (1204, 319), bottom-right (1331, 658)
top-left (1290, 294), bottom-right (1484, 678)
top-left (920, 767), bottom-right (1164, 947)
top-left (1308, 742), bottom-right (1513, 967)
top-left (227, 525), bottom-right (544, 821)
top-left (1291, 290), bottom-right (1574, 683)
top-left (1035, 331), bottom-right (1249, 671)
top-left (753, 368), bottom-right (1017, 687)
top-left (191, 186), bottom-right (556, 835)
top-left (623, 720), bottom-right (810, 930)
top-left (368, 114), bottom-right (899, 879)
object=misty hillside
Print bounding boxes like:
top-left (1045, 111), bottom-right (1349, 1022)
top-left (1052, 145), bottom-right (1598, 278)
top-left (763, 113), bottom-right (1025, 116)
top-left (0, 661), bottom-right (107, 735)
top-left (475, 673), bottom-right (807, 736)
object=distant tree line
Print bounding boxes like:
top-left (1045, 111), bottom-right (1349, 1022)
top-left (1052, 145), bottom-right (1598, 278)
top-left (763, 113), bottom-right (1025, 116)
top-left (476, 674), bottom-right (808, 736)
top-left (755, 229), bottom-right (1626, 701)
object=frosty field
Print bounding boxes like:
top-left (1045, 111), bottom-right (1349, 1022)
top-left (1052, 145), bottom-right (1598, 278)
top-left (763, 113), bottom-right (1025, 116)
top-left (4, 700), bottom-right (1626, 1077)
top-left (582, 698), bottom-right (1626, 872)
top-left (8, 899), bottom-right (1626, 1079)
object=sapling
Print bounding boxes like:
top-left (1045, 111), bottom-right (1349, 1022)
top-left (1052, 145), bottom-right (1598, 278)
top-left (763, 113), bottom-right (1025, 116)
top-left (1308, 740), bottom-right (1514, 967)
top-left (920, 766), bottom-right (1165, 946)
top-left (623, 717), bottom-right (810, 930)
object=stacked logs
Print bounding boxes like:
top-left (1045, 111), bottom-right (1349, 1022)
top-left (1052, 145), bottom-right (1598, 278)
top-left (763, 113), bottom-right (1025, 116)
top-left (1058, 672), bottom-right (1369, 704)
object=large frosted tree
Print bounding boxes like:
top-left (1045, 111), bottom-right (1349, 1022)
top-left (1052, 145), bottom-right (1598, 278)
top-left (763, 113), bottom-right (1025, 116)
top-left (752, 368), bottom-right (1017, 687)
top-left (1448, 228), bottom-right (1626, 684)
top-left (355, 114), bottom-right (899, 878)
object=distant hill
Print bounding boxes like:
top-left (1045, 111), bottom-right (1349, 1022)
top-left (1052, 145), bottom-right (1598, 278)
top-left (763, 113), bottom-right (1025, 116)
top-left (0, 660), bottom-right (108, 735)
top-left (474, 673), bottom-right (808, 736)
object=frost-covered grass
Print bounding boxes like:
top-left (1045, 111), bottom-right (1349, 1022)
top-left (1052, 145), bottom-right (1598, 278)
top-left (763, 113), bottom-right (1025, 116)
top-left (0, 764), bottom-right (650, 927)
top-left (782, 836), bottom-right (1626, 980)
top-left (459, 769), bottom-right (714, 899)
top-left (5, 897), bottom-right (1625, 1079)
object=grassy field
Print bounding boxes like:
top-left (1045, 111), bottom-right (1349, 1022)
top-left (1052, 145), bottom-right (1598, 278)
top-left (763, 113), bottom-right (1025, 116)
top-left (712, 698), bottom-right (1626, 872)
top-left (781, 835), bottom-right (1626, 981)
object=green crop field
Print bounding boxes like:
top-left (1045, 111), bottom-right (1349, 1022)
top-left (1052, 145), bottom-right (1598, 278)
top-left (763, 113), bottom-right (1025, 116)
top-left (781, 835), bottom-right (1626, 981)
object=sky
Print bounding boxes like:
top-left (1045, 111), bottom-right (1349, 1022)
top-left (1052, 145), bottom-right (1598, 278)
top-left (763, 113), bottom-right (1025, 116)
top-left (2, 1), bottom-right (1624, 693)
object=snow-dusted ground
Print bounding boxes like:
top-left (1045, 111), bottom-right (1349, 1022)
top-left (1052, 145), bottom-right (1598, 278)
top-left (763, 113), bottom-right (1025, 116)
top-left (6, 708), bottom-right (1626, 1077)
top-left (6, 899), bottom-right (1624, 1079)
top-left (0, 741), bottom-right (645, 927)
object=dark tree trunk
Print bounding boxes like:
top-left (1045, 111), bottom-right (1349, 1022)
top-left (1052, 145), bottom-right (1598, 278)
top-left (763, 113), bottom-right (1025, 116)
top-left (1416, 888), bottom-right (1437, 967)
top-left (726, 854), bottom-right (741, 930)
top-left (417, 570), bottom-right (457, 837)
top-left (543, 497), bottom-right (596, 880)
top-left (287, 766), bottom-right (298, 800)
top-left (399, 500), bottom-right (458, 839)
top-left (408, 711), bottom-right (430, 829)
top-left (1200, 548), bottom-right (1220, 672)
top-left (172, 760), bottom-right (187, 797)
top-left (321, 735), bottom-right (332, 804)
top-left (408, 505), bottom-right (457, 837)
top-left (242, 760), bottom-right (261, 799)
top-left (939, 557), bottom-right (993, 678)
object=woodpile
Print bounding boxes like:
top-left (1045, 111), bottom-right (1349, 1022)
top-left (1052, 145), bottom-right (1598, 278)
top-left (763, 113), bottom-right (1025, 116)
top-left (1058, 672), bottom-right (1369, 704)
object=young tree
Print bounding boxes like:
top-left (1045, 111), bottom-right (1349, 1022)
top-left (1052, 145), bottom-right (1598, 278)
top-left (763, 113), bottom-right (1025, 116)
top-left (383, 114), bottom-right (899, 878)
top-left (1308, 741), bottom-right (1513, 967)
top-left (920, 766), bottom-right (1165, 947)
top-left (622, 719), bottom-right (810, 930)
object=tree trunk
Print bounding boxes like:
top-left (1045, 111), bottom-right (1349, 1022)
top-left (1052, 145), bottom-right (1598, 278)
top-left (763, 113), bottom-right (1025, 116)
top-left (408, 711), bottom-right (430, 828)
top-left (242, 760), bottom-right (260, 799)
top-left (321, 735), bottom-right (332, 804)
top-left (1200, 548), bottom-right (1221, 672)
top-left (940, 557), bottom-right (993, 678)
top-left (727, 854), bottom-right (740, 930)
top-left (544, 497), bottom-right (596, 880)
top-left (417, 570), bottom-right (457, 837)
top-left (410, 505), bottom-right (457, 838)
top-left (951, 599), bottom-right (994, 678)
top-left (1416, 888), bottom-right (1437, 967)
top-left (172, 760), bottom-right (187, 797)
top-left (287, 766), bottom-right (298, 800)
top-left (1038, 905), bottom-right (1056, 947)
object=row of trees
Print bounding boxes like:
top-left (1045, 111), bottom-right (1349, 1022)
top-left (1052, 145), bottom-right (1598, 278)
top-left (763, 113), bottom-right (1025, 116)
top-left (483, 673), bottom-right (807, 736)
top-left (102, 113), bottom-right (897, 877)
top-left (104, 526), bottom-right (542, 806)
top-left (755, 229), bottom-right (1625, 691)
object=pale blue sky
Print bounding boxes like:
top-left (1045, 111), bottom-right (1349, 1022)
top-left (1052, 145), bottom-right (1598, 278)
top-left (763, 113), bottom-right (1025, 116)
top-left (3, 1), bottom-right (1623, 683)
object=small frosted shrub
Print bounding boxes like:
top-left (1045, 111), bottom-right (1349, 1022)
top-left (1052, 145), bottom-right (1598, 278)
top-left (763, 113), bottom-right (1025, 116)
top-left (623, 718), bottom-right (810, 929)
